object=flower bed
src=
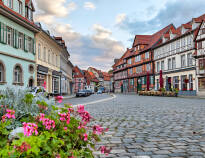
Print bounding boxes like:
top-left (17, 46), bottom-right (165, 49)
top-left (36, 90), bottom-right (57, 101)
top-left (0, 88), bottom-right (110, 158)
top-left (139, 91), bottom-right (178, 97)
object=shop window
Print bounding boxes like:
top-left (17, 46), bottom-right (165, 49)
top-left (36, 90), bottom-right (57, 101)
top-left (181, 75), bottom-right (187, 91)
top-left (198, 78), bottom-right (205, 91)
top-left (189, 75), bottom-right (193, 91)
top-left (173, 76), bottom-right (179, 89)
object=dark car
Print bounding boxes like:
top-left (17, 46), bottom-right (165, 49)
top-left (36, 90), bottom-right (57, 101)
top-left (76, 90), bottom-right (88, 97)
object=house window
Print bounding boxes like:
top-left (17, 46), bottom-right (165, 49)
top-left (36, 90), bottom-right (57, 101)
top-left (28, 37), bottom-right (32, 53)
top-left (56, 55), bottom-right (58, 66)
top-left (7, 0), bottom-right (13, 8)
top-left (7, 27), bottom-right (12, 46)
top-left (150, 76), bottom-right (154, 85)
top-left (128, 59), bottom-right (132, 64)
top-left (14, 65), bottom-right (22, 83)
top-left (168, 58), bottom-right (172, 70)
top-left (181, 55), bottom-right (186, 68)
top-left (146, 63), bottom-right (151, 71)
top-left (145, 52), bottom-right (149, 59)
top-left (38, 44), bottom-right (41, 59)
top-left (187, 53), bottom-right (193, 66)
top-left (161, 61), bottom-right (164, 71)
top-left (0, 62), bottom-right (5, 82)
top-left (198, 41), bottom-right (202, 49)
top-left (172, 57), bottom-right (176, 69)
top-left (202, 28), bottom-right (205, 34)
top-left (18, 33), bottom-right (23, 50)
top-left (142, 77), bottom-right (145, 85)
top-left (44, 47), bottom-right (46, 62)
top-left (18, 0), bottom-right (23, 15)
top-left (48, 50), bottom-right (51, 63)
top-left (130, 79), bottom-right (134, 86)
top-left (173, 76), bottom-right (179, 89)
top-left (129, 68), bottom-right (133, 75)
top-left (199, 59), bottom-right (205, 70)
top-left (135, 55), bottom-right (141, 62)
top-left (157, 62), bottom-right (160, 72)
top-left (189, 74), bottom-right (193, 90)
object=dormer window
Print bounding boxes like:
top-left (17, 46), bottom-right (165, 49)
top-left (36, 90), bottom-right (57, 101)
top-left (18, 0), bottom-right (23, 15)
top-left (7, 0), bottom-right (13, 9)
top-left (25, 7), bottom-right (33, 21)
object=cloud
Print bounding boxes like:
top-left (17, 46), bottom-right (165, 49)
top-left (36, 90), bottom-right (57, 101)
top-left (115, 13), bottom-right (126, 25)
top-left (84, 2), bottom-right (96, 10)
top-left (42, 22), bottom-right (124, 71)
top-left (118, 0), bottom-right (205, 35)
top-left (34, 1), bottom-right (77, 24)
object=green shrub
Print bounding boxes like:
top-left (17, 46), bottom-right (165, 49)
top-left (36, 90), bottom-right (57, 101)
top-left (0, 88), bottom-right (110, 157)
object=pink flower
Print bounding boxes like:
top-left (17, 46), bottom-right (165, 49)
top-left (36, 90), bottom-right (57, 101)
top-left (93, 125), bottom-right (104, 135)
top-left (77, 105), bottom-right (84, 114)
top-left (99, 146), bottom-right (111, 156)
top-left (38, 114), bottom-right (55, 130)
top-left (5, 109), bottom-right (15, 119)
top-left (1, 115), bottom-right (6, 122)
top-left (23, 122), bottom-right (38, 136)
top-left (84, 133), bottom-right (88, 141)
top-left (55, 96), bottom-right (63, 103)
top-left (64, 127), bottom-right (68, 131)
top-left (58, 113), bottom-right (70, 125)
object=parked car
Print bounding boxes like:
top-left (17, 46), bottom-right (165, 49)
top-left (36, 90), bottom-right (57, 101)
top-left (76, 90), bottom-right (88, 97)
top-left (85, 90), bottom-right (93, 95)
top-left (30, 87), bottom-right (48, 98)
top-left (97, 90), bottom-right (103, 94)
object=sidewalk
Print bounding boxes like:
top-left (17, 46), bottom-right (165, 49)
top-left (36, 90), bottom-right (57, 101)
top-left (62, 94), bottom-right (76, 99)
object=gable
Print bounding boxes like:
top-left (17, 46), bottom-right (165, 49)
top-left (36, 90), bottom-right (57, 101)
top-left (196, 21), bottom-right (205, 41)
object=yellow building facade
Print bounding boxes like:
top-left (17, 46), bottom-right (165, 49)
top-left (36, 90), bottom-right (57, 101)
top-left (35, 28), bottom-right (62, 95)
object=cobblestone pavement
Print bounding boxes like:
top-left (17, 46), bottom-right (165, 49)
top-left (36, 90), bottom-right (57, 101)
top-left (83, 94), bottom-right (205, 158)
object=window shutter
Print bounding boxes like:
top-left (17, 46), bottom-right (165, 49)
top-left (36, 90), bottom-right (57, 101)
top-left (16, 30), bottom-right (19, 49)
top-left (24, 34), bottom-right (28, 52)
top-left (32, 38), bottom-right (35, 55)
top-left (5, 25), bottom-right (7, 44)
top-left (13, 29), bottom-right (15, 48)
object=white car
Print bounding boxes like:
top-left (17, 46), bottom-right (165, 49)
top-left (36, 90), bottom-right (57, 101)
top-left (30, 87), bottom-right (48, 97)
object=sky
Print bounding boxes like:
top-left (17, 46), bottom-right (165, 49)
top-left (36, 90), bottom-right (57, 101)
top-left (33, 0), bottom-right (205, 71)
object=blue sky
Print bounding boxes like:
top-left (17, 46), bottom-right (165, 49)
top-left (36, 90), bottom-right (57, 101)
top-left (33, 0), bottom-right (205, 71)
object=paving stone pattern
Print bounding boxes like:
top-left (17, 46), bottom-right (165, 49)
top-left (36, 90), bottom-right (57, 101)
top-left (84, 94), bottom-right (205, 158)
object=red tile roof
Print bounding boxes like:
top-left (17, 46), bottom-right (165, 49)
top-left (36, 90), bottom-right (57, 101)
top-left (102, 72), bottom-right (111, 81)
top-left (73, 66), bottom-right (84, 78)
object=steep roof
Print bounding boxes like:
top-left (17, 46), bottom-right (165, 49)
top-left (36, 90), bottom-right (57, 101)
top-left (73, 66), bottom-right (84, 78)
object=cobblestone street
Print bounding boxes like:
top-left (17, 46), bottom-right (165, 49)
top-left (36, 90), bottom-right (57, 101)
top-left (68, 94), bottom-right (205, 158)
